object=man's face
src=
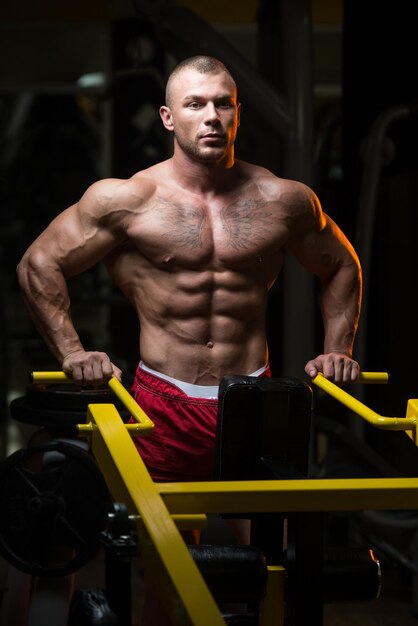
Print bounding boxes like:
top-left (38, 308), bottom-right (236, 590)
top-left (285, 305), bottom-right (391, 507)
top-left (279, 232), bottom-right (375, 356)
top-left (162, 68), bottom-right (240, 163)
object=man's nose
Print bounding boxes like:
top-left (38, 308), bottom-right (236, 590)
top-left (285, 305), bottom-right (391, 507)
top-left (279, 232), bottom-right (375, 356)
top-left (203, 102), bottom-right (220, 123)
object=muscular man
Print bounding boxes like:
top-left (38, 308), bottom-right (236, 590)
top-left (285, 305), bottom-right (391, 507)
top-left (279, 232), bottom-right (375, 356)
top-left (17, 55), bottom-right (361, 622)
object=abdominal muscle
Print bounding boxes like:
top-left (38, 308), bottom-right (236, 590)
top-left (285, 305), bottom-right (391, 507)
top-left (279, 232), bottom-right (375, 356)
top-left (104, 228), bottom-right (278, 385)
top-left (138, 318), bottom-right (268, 386)
top-left (131, 272), bottom-right (270, 385)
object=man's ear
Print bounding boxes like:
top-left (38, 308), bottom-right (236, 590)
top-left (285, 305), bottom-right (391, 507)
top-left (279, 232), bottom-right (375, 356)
top-left (237, 102), bottom-right (241, 127)
top-left (160, 105), bottom-right (174, 131)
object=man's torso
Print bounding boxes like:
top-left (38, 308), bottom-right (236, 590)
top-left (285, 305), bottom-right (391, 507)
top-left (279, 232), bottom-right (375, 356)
top-left (102, 160), bottom-right (302, 383)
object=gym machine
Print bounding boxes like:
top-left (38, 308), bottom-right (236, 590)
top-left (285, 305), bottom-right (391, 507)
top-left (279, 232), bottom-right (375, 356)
top-left (1, 370), bottom-right (417, 625)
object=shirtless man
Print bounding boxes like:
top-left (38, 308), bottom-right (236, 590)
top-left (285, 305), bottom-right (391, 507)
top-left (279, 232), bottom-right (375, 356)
top-left (16, 55), bottom-right (362, 624)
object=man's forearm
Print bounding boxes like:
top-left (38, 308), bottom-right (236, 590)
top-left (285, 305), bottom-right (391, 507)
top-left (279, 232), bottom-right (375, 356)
top-left (320, 264), bottom-right (362, 356)
top-left (16, 257), bottom-right (84, 364)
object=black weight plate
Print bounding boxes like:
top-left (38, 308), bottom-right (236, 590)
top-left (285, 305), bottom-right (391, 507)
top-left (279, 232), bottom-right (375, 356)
top-left (0, 440), bottom-right (112, 577)
top-left (26, 383), bottom-right (129, 412)
top-left (10, 396), bottom-right (88, 427)
top-left (10, 388), bottom-right (130, 427)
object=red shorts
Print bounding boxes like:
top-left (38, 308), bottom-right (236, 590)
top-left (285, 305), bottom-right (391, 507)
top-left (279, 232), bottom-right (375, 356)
top-left (130, 363), bottom-right (271, 482)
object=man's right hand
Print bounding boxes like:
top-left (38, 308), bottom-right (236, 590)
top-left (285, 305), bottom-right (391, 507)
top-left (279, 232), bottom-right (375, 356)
top-left (62, 350), bottom-right (123, 386)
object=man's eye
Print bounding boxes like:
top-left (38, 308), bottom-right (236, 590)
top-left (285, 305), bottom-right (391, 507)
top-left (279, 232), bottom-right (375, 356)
top-left (188, 102), bottom-right (201, 109)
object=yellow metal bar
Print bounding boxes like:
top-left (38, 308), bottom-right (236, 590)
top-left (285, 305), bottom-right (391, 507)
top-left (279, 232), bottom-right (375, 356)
top-left (172, 514), bottom-right (207, 531)
top-left (312, 372), bottom-right (417, 431)
top-left (357, 371), bottom-right (389, 384)
top-left (259, 566), bottom-right (286, 626)
top-left (77, 423), bottom-right (95, 433)
top-left (106, 376), bottom-right (154, 431)
top-left (31, 371), bottom-right (71, 383)
top-left (31, 370), bottom-right (390, 384)
top-left (157, 477), bottom-right (418, 514)
top-left (78, 421), bottom-right (152, 435)
top-left (406, 399), bottom-right (418, 445)
top-left (87, 403), bottom-right (226, 626)
top-left (31, 370), bottom-right (154, 432)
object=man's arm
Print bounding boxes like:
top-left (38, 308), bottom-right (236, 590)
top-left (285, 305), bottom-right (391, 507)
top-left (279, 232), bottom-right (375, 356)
top-left (286, 186), bottom-right (362, 384)
top-left (16, 180), bottom-right (125, 385)
top-left (304, 237), bottom-right (362, 384)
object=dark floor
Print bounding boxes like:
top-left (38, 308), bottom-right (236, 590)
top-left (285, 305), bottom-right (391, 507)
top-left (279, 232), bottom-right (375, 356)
top-left (76, 552), bottom-right (418, 626)
top-left (324, 565), bottom-right (418, 626)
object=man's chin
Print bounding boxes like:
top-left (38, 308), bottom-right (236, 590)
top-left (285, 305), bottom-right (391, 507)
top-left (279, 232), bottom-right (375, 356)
top-left (194, 147), bottom-right (226, 163)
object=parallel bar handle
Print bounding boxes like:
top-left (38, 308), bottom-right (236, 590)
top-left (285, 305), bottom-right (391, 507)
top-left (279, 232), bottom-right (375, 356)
top-left (356, 372), bottom-right (389, 384)
top-left (312, 372), bottom-right (416, 431)
top-left (30, 371), bottom-right (154, 432)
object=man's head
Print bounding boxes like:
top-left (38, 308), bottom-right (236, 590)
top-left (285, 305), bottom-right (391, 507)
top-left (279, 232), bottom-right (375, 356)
top-left (160, 55), bottom-right (240, 165)
top-left (165, 56), bottom-right (236, 108)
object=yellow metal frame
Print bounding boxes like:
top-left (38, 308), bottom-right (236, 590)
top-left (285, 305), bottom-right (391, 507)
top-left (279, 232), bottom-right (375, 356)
top-left (31, 371), bottom-right (154, 434)
top-left (312, 372), bottom-right (418, 444)
top-left (30, 371), bottom-right (418, 626)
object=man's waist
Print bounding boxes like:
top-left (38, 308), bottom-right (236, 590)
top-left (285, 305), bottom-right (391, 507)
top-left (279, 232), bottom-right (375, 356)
top-left (139, 361), bottom-right (270, 399)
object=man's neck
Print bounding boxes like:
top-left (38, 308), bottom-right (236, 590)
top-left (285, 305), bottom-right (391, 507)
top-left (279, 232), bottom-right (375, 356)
top-left (170, 149), bottom-right (237, 196)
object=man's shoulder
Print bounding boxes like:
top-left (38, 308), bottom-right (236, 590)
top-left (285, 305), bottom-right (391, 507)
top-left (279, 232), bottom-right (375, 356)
top-left (130, 160), bottom-right (171, 188)
top-left (237, 160), bottom-right (313, 200)
top-left (85, 163), bottom-right (168, 207)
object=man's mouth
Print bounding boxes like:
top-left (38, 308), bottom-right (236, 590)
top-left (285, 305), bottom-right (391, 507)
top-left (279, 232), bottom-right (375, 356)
top-left (200, 133), bottom-right (225, 140)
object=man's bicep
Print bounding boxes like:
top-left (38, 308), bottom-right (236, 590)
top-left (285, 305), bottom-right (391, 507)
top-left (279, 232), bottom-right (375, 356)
top-left (27, 204), bottom-right (118, 277)
top-left (22, 207), bottom-right (100, 276)
top-left (287, 217), bottom-right (356, 279)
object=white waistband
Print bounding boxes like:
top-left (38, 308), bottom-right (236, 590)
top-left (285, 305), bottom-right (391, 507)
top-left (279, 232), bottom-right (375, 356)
top-left (139, 361), bottom-right (268, 399)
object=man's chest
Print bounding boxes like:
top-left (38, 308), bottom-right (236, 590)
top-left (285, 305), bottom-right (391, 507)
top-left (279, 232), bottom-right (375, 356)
top-left (127, 195), bottom-right (287, 268)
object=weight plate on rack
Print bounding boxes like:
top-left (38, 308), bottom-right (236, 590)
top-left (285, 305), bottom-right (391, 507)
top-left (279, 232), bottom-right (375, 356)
top-left (0, 440), bottom-right (112, 577)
